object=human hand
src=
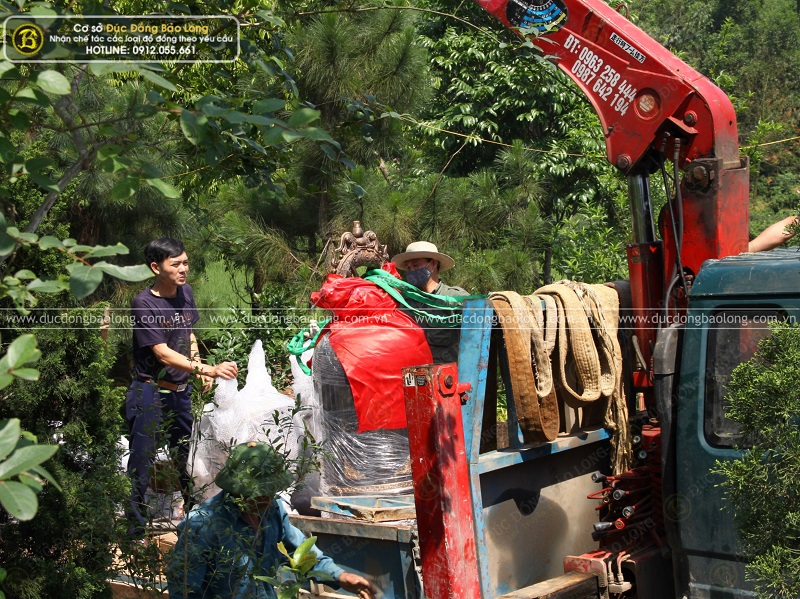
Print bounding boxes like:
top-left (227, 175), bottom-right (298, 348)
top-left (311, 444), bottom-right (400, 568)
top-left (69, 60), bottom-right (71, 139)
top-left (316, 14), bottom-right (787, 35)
top-left (211, 361), bottom-right (238, 380)
top-left (338, 571), bottom-right (378, 599)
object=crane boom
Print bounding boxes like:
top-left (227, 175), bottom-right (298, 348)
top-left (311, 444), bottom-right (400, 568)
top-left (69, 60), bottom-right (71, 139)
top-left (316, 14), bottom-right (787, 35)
top-left (473, 0), bottom-right (750, 385)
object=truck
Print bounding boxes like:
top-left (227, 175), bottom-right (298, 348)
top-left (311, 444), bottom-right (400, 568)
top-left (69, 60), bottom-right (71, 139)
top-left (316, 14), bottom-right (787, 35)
top-left (288, 1), bottom-right (792, 597)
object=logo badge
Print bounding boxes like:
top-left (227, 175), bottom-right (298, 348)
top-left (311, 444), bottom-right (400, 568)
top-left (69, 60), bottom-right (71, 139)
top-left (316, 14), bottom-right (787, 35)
top-left (11, 23), bottom-right (45, 57)
top-left (505, 0), bottom-right (568, 35)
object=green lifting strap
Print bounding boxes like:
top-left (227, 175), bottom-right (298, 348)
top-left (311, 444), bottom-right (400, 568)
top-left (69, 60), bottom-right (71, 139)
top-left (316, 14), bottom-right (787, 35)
top-left (363, 268), bottom-right (483, 327)
top-left (287, 318), bottom-right (330, 375)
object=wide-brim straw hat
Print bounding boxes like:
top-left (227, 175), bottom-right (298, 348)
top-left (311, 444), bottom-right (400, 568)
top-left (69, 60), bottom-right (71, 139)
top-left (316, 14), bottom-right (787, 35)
top-left (391, 241), bottom-right (455, 271)
top-left (215, 442), bottom-right (293, 498)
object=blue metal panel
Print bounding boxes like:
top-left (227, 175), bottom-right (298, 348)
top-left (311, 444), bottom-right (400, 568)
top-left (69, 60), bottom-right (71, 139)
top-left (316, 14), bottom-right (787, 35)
top-left (457, 298), bottom-right (496, 599)
top-left (456, 298), bottom-right (610, 599)
top-left (459, 298), bottom-right (494, 462)
top-left (476, 429), bottom-right (610, 475)
top-left (310, 495), bottom-right (416, 521)
top-left (690, 248), bottom-right (800, 297)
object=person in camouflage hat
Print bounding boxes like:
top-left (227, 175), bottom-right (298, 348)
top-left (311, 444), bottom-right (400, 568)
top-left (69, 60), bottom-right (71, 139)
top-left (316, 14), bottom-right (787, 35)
top-left (167, 442), bottom-right (377, 599)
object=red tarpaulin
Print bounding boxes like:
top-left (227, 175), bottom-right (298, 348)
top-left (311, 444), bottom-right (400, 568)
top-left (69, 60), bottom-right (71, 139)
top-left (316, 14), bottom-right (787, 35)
top-left (311, 265), bottom-right (432, 432)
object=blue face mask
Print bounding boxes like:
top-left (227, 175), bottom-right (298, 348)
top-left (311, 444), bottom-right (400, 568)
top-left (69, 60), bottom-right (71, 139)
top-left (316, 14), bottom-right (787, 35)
top-left (406, 266), bottom-right (431, 289)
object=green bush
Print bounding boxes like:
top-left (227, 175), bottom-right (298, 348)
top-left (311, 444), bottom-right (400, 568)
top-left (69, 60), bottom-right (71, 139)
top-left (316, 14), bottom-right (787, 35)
top-left (0, 306), bottom-right (128, 599)
top-left (715, 321), bottom-right (800, 598)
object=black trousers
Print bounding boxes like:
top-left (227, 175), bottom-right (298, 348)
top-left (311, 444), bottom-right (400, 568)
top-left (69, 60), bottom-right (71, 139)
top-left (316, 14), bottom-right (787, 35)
top-left (125, 379), bottom-right (193, 535)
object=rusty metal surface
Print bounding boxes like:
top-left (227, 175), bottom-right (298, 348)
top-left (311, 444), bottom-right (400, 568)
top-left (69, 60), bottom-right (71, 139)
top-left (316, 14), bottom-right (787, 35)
top-left (310, 495), bottom-right (417, 522)
top-left (403, 363), bottom-right (482, 599)
top-left (495, 571), bottom-right (599, 599)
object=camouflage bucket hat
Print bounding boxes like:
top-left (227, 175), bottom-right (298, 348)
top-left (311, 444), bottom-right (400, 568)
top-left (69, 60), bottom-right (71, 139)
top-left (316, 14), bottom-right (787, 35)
top-left (215, 442), bottom-right (293, 497)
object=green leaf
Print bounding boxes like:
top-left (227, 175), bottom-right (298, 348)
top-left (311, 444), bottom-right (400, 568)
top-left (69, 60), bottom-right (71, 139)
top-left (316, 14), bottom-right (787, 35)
top-left (296, 551), bottom-right (318, 575)
top-left (0, 61), bottom-right (17, 77)
top-left (0, 419), bottom-right (21, 460)
top-left (146, 178), bottom-right (181, 199)
top-left (68, 264), bottom-right (104, 299)
top-left (0, 374), bottom-right (12, 390)
top-left (14, 269), bottom-right (35, 280)
top-left (27, 278), bottom-right (68, 293)
top-left (263, 127), bottom-right (286, 147)
top-left (293, 535), bottom-right (317, 564)
top-left (16, 233), bottom-right (37, 243)
top-left (243, 138), bottom-right (266, 154)
top-left (34, 70), bottom-right (71, 95)
top-left (253, 98), bottom-right (285, 113)
top-left (111, 178), bottom-right (139, 200)
top-left (244, 115), bottom-right (279, 126)
top-left (139, 69), bottom-right (177, 92)
top-left (319, 144), bottom-right (338, 161)
top-left (222, 110), bottom-right (247, 124)
top-left (6, 335), bottom-right (39, 368)
top-left (287, 108), bottom-right (320, 128)
top-left (147, 90), bottom-right (166, 104)
top-left (180, 110), bottom-right (208, 145)
top-left (14, 87), bottom-right (51, 106)
top-left (0, 444), bottom-right (58, 480)
top-left (92, 263), bottom-right (153, 282)
top-left (276, 582), bottom-right (302, 599)
top-left (0, 480), bottom-right (38, 520)
top-left (18, 471), bottom-right (43, 492)
top-left (88, 63), bottom-right (133, 76)
top-left (28, 465), bottom-right (61, 492)
top-left (281, 130), bottom-right (304, 143)
top-left (38, 236), bottom-right (64, 250)
top-left (298, 127), bottom-right (335, 142)
top-left (276, 541), bottom-right (290, 559)
top-left (29, 172), bottom-right (59, 193)
top-left (83, 243), bottom-right (129, 258)
top-left (99, 156), bottom-right (131, 174)
top-left (97, 144), bottom-right (123, 161)
top-left (24, 157), bottom-right (54, 173)
top-left (8, 110), bottom-right (30, 130)
top-left (12, 368), bottom-right (39, 381)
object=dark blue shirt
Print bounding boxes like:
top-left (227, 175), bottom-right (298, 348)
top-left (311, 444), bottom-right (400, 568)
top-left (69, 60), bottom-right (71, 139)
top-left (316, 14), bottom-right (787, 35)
top-left (131, 284), bottom-right (200, 383)
top-left (166, 493), bottom-right (344, 599)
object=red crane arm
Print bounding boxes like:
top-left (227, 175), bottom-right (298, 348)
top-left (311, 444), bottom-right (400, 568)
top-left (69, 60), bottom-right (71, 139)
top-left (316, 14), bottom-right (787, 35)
top-left (474, 0), bottom-right (750, 382)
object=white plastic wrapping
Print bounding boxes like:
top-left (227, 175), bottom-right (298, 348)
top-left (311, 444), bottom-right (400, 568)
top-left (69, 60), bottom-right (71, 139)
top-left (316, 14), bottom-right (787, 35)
top-left (190, 340), bottom-right (298, 502)
top-left (289, 347), bottom-right (323, 514)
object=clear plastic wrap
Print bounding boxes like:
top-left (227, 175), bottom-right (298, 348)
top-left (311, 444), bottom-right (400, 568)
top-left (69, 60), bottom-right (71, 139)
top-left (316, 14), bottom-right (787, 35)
top-left (288, 347), bottom-right (322, 515)
top-left (312, 334), bottom-right (413, 496)
top-left (190, 340), bottom-right (298, 502)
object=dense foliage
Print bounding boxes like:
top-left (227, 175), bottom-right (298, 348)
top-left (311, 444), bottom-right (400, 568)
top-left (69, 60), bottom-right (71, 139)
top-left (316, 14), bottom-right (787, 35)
top-left (715, 322), bottom-right (800, 598)
top-left (0, 308), bottom-right (128, 598)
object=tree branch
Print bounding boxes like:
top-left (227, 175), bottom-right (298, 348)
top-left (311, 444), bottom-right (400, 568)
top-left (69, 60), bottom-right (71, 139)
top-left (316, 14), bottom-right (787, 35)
top-left (0, 147), bottom-right (97, 269)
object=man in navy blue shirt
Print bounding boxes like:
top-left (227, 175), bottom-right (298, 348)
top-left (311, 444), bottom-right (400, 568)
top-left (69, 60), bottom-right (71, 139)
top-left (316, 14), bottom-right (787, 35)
top-left (127, 237), bottom-right (238, 537)
top-left (166, 442), bottom-right (377, 599)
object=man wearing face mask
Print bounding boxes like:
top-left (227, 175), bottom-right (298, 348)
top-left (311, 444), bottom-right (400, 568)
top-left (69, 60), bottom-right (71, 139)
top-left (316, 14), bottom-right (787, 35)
top-left (391, 241), bottom-right (468, 364)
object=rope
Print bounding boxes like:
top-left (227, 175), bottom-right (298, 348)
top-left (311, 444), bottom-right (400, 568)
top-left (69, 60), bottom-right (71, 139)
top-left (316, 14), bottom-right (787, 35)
top-left (287, 318), bottom-right (330, 374)
top-left (489, 291), bottom-right (560, 442)
top-left (491, 282), bottom-right (632, 473)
